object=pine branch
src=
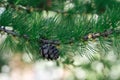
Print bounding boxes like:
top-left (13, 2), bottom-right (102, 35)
top-left (0, 0), bottom-right (120, 60)
top-left (1, 0), bottom-right (120, 15)
top-left (0, 26), bottom-right (118, 45)
top-left (0, 1), bottom-right (82, 14)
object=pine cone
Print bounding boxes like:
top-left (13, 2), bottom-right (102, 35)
top-left (41, 44), bottom-right (59, 60)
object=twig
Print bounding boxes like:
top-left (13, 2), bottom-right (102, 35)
top-left (0, 26), bottom-right (19, 36)
top-left (83, 29), bottom-right (113, 41)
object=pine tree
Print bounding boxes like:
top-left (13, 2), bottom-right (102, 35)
top-left (0, 0), bottom-right (120, 62)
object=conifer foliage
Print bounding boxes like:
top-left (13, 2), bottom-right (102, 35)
top-left (0, 0), bottom-right (120, 60)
